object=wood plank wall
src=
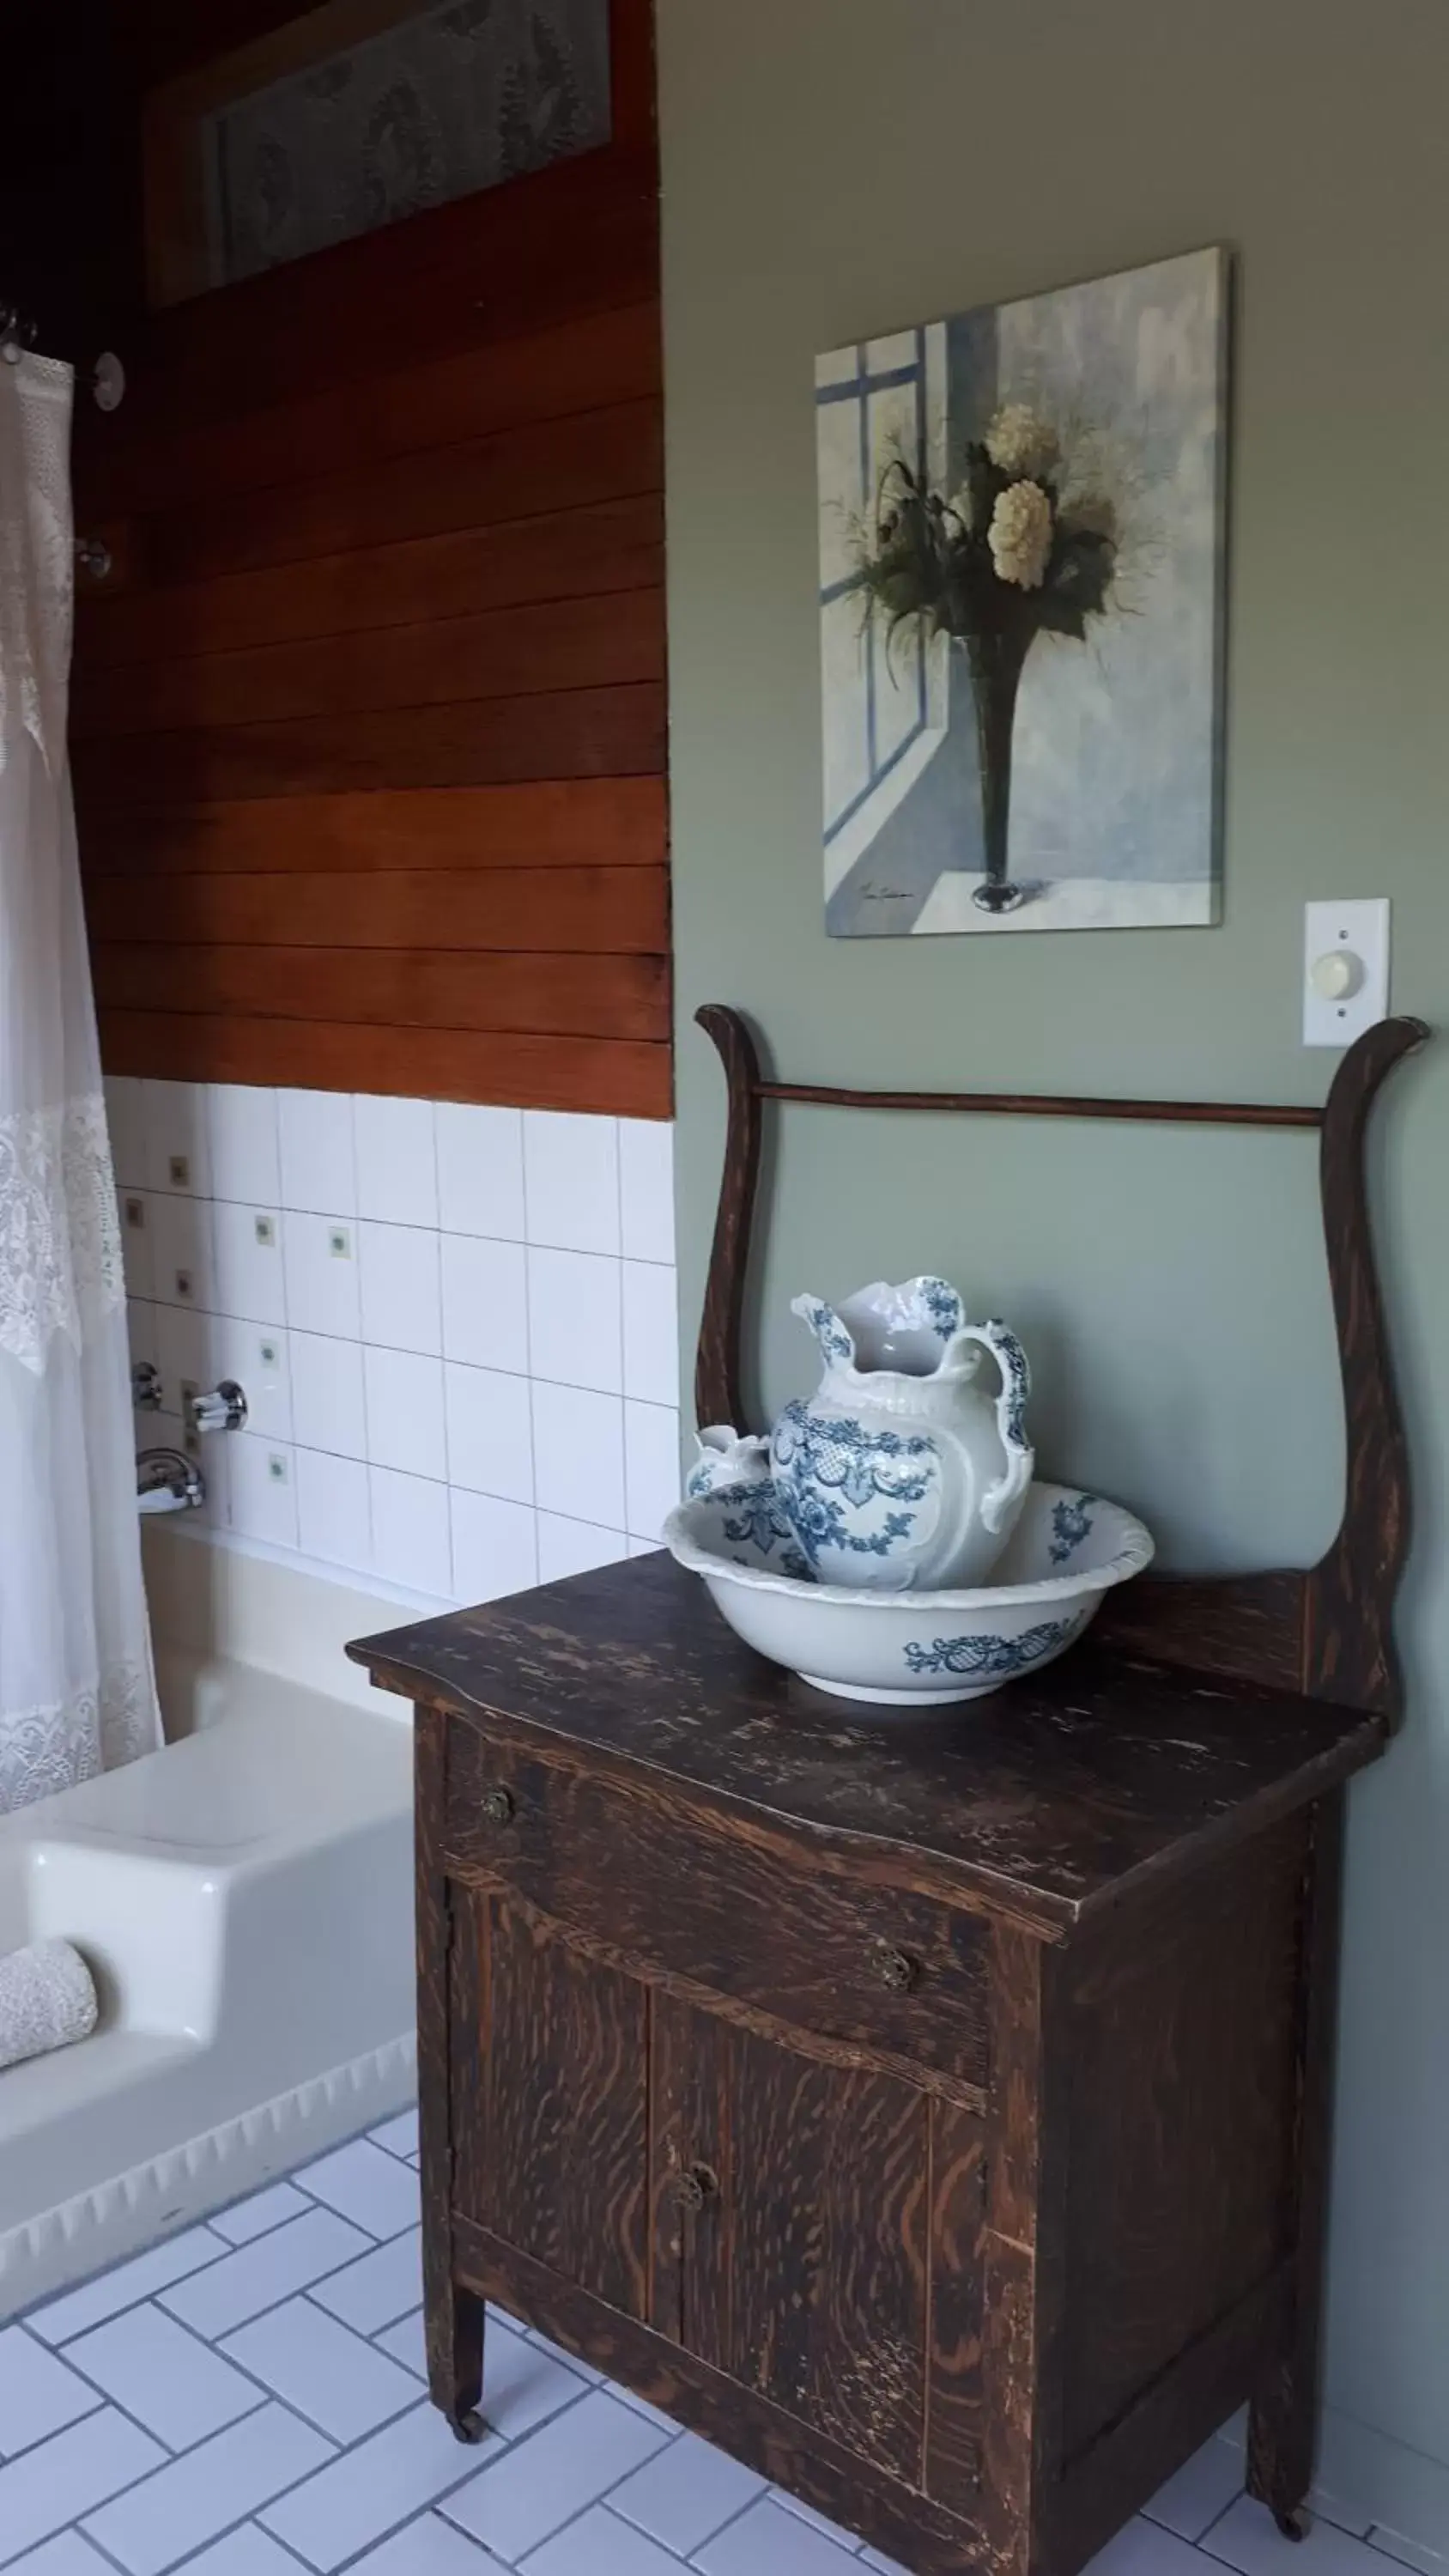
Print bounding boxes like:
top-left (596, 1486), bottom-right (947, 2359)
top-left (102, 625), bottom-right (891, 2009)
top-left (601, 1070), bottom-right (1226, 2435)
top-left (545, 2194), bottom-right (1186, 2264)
top-left (69, 0), bottom-right (670, 1119)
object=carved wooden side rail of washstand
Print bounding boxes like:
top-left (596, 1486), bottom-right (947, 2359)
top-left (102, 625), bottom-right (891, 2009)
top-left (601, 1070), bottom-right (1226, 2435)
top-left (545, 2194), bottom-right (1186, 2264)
top-left (694, 1004), bottom-right (1428, 1727)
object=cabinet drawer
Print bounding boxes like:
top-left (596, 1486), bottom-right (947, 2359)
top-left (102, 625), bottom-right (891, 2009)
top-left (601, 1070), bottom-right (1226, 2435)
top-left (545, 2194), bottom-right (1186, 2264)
top-left (445, 1716), bottom-right (987, 2091)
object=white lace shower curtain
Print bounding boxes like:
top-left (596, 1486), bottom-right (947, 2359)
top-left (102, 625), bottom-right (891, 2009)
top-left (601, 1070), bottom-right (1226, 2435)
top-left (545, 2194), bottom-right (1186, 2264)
top-left (0, 349), bottom-right (158, 1810)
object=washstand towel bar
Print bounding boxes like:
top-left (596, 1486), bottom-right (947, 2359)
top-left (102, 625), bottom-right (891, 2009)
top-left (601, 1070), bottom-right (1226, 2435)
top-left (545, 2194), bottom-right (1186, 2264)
top-left (694, 1003), bottom-right (1429, 1725)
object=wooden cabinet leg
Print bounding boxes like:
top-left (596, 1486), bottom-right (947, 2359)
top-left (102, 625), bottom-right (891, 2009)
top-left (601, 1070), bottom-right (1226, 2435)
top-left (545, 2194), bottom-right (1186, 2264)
top-left (1246, 1792), bottom-right (1344, 2531)
top-left (429, 2282), bottom-right (486, 2443)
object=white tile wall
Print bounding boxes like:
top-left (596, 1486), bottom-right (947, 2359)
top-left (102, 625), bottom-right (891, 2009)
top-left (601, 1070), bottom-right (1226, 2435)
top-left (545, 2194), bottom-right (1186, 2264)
top-left (119, 1083), bottom-right (680, 1612)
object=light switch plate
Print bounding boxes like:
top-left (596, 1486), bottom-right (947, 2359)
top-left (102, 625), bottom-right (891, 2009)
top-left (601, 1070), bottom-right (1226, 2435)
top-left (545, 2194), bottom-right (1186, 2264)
top-left (1303, 898), bottom-right (1391, 1048)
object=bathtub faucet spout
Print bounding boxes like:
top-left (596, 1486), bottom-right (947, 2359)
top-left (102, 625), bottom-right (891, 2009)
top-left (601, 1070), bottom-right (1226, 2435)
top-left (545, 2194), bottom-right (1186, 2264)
top-left (136, 1447), bottom-right (206, 1516)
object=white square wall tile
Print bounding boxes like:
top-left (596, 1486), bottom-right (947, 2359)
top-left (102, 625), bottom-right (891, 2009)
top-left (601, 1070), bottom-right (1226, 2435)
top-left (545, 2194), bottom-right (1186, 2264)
top-left (355, 1096), bottom-right (439, 1230)
top-left (228, 1433), bottom-right (299, 1549)
top-left (211, 1202), bottom-right (288, 1328)
top-left (154, 1301), bottom-right (209, 1416)
top-left (119, 1192), bottom-right (155, 1300)
top-left (623, 1401), bottom-right (680, 1540)
top-left (296, 1449), bottom-right (371, 1576)
top-left (127, 1297), bottom-right (158, 1375)
top-left (622, 1262), bottom-right (679, 1406)
top-left (370, 1467), bottom-right (452, 1600)
top-left (0, 2410), bottom-right (166, 2566)
top-left (537, 1515), bottom-right (628, 1583)
top-left (82, 2403), bottom-right (334, 2576)
top-left (261, 2399), bottom-right (500, 2572)
top-left (0, 2326), bottom-right (100, 2457)
top-left (289, 1331), bottom-right (366, 1459)
top-left (278, 1091), bottom-right (356, 1218)
top-left (143, 1079), bottom-right (212, 1198)
top-left (524, 1110), bottom-right (621, 1255)
top-left (619, 1119), bottom-right (676, 1265)
top-left (64, 2305), bottom-right (263, 2452)
top-left (528, 1247), bottom-right (622, 1394)
top-left (149, 1194), bottom-right (215, 1313)
top-left (364, 1346), bottom-right (446, 1481)
top-left (359, 1222), bottom-right (442, 1356)
top-left (436, 1101), bottom-right (525, 1241)
top-left (440, 1234), bottom-right (529, 1376)
top-left (207, 1086), bottom-right (280, 1207)
top-left (282, 1212), bottom-right (361, 1340)
top-left (531, 1381), bottom-right (626, 1528)
top-left (451, 1490), bottom-right (537, 1605)
top-left (445, 1362), bottom-right (533, 1503)
top-left (209, 1316), bottom-right (291, 1443)
top-left (221, 2299), bottom-right (418, 2443)
top-left (440, 2388), bottom-right (668, 2562)
top-left (105, 1077), bottom-right (149, 1191)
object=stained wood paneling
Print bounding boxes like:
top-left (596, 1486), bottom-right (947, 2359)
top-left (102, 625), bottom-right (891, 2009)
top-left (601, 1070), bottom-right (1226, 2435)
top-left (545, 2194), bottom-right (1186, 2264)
top-left (74, 587), bottom-right (665, 736)
top-left (74, 683), bottom-right (666, 805)
top-left (98, 1013), bottom-right (672, 1118)
top-left (93, 945), bottom-right (670, 1042)
top-left (77, 496), bottom-right (664, 668)
top-left (87, 865), bottom-right (668, 954)
top-left (126, 398), bottom-right (664, 591)
top-left (82, 301), bottom-right (662, 520)
top-left (71, 0), bottom-right (669, 1119)
top-left (79, 780), bottom-right (668, 877)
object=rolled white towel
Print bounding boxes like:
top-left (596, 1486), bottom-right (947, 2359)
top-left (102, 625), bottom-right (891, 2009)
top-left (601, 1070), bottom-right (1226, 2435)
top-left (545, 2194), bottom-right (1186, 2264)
top-left (0, 1940), bottom-right (99, 2073)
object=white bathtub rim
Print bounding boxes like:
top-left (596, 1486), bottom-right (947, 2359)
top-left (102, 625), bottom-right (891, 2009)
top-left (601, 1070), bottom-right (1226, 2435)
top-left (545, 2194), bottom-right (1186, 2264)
top-left (1, 2028), bottom-right (416, 2324)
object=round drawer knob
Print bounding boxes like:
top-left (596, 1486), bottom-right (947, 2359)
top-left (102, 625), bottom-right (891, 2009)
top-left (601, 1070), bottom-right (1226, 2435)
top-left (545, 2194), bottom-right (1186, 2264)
top-left (869, 1938), bottom-right (920, 1994)
top-left (480, 1787), bottom-right (515, 1826)
top-left (670, 2163), bottom-right (718, 2214)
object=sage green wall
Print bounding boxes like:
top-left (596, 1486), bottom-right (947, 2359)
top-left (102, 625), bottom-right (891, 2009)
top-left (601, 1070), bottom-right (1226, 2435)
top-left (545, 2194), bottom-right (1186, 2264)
top-left (658, 0), bottom-right (1449, 2540)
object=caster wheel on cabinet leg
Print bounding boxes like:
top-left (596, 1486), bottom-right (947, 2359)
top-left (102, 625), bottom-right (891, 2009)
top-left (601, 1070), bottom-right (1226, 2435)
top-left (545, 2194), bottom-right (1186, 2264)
top-left (450, 2409), bottom-right (487, 2445)
top-left (1275, 2508), bottom-right (1310, 2543)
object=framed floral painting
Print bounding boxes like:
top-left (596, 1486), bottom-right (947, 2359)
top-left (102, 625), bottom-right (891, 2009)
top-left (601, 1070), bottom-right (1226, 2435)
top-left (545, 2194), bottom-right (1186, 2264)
top-left (817, 247), bottom-right (1229, 935)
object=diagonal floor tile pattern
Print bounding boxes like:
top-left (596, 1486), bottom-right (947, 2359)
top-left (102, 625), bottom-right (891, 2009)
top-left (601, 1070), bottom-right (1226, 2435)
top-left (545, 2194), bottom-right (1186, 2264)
top-left (5, 2108), bottom-right (1437, 2576)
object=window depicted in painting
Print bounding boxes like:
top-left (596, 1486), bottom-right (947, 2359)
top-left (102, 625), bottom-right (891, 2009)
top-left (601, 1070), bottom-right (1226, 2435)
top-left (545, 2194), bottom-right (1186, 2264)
top-left (818, 249), bottom-right (1228, 937)
top-left (197, 0), bottom-right (612, 290)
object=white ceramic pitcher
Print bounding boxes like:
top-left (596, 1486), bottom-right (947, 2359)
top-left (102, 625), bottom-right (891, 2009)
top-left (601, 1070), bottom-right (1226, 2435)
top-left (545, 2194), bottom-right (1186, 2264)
top-left (769, 1276), bottom-right (1033, 1591)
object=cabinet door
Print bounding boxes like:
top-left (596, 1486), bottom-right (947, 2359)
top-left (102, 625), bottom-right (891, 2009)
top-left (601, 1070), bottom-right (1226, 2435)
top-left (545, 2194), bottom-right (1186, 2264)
top-left (652, 1996), bottom-right (937, 2482)
top-left (452, 1887), bottom-right (650, 2318)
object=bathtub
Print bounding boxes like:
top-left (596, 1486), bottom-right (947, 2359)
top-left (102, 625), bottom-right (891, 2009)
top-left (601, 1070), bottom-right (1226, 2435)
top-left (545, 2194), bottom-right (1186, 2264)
top-left (0, 1541), bottom-right (417, 2318)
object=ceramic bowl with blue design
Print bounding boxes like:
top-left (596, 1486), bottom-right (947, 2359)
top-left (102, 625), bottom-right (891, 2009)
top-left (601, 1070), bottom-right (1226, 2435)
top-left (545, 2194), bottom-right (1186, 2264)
top-left (663, 1479), bottom-right (1154, 1709)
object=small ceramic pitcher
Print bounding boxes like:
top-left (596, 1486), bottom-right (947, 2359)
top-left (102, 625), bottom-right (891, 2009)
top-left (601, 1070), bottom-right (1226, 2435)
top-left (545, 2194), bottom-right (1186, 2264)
top-left (770, 1277), bottom-right (1033, 1591)
top-left (685, 1427), bottom-right (773, 1500)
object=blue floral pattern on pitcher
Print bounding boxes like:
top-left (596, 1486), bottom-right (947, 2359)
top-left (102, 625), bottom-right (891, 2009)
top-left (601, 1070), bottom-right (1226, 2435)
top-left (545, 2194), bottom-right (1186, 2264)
top-left (771, 1400), bottom-right (937, 1574)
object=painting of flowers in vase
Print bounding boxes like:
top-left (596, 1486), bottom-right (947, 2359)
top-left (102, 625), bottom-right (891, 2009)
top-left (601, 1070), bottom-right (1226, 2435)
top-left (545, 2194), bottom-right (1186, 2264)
top-left (817, 246), bottom-right (1228, 935)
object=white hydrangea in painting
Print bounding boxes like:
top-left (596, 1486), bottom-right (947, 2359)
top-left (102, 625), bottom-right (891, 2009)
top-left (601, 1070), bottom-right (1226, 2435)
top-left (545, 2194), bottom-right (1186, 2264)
top-left (816, 248), bottom-right (1228, 935)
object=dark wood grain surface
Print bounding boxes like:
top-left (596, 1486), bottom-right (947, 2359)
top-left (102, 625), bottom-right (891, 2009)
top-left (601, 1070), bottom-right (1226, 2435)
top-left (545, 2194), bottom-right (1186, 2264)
top-left (444, 1717), bottom-right (990, 2090)
top-left (350, 1552), bottom-right (1385, 1935)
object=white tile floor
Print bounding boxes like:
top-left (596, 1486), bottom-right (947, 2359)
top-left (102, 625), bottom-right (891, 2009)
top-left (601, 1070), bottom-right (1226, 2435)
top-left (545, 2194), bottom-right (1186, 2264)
top-left (1, 2115), bottom-right (1437, 2576)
